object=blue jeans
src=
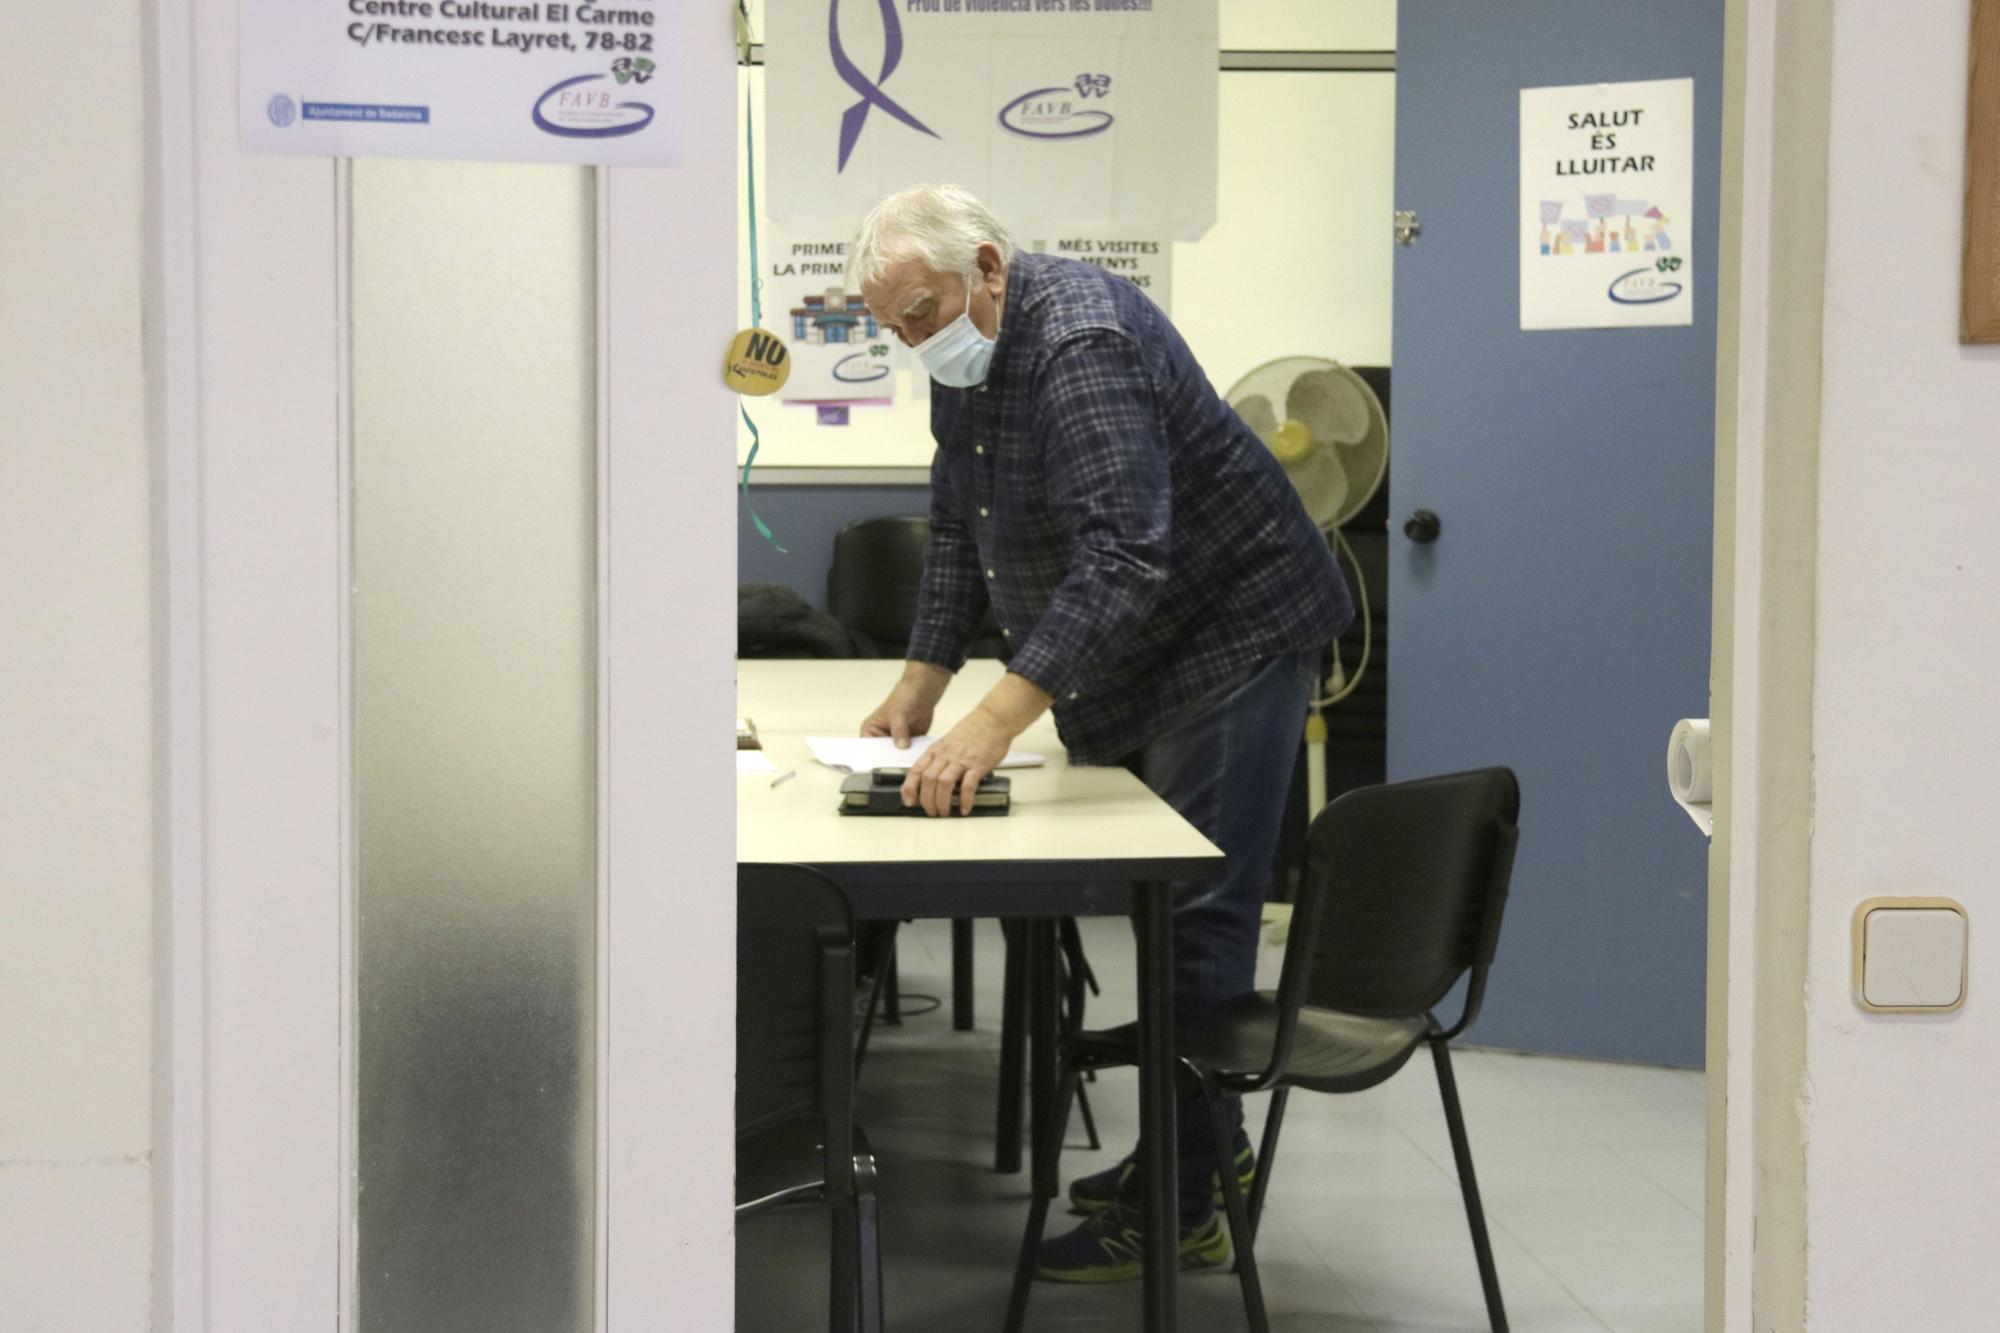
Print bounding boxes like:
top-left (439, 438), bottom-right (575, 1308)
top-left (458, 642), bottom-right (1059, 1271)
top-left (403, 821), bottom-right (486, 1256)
top-left (1127, 651), bottom-right (1315, 1217)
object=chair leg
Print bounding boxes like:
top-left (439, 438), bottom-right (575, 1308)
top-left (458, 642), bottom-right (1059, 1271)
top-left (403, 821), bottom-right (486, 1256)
top-left (854, 923), bottom-right (900, 1077)
top-left (829, 1191), bottom-right (860, 1333)
top-left (1057, 917), bottom-right (1100, 998)
top-left (1053, 923), bottom-right (1102, 1151)
top-left (1433, 1040), bottom-right (1509, 1333)
top-left (1206, 1084), bottom-right (1269, 1333)
top-left (1003, 1057), bottom-right (1082, 1333)
top-left (854, 1154), bottom-right (885, 1333)
top-left (1073, 1074), bottom-right (1102, 1152)
top-left (1246, 1085), bottom-right (1290, 1241)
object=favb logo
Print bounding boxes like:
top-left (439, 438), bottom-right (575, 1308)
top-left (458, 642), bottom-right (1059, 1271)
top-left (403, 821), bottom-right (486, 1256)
top-left (999, 74), bottom-right (1114, 141)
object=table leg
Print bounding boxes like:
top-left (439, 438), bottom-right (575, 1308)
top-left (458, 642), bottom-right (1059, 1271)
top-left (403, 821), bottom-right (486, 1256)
top-left (1026, 919), bottom-right (1060, 1184)
top-left (883, 930), bottom-right (902, 1025)
top-left (952, 918), bottom-right (975, 1031)
top-left (1133, 888), bottom-right (1178, 1331)
top-left (995, 919), bottom-right (1027, 1174)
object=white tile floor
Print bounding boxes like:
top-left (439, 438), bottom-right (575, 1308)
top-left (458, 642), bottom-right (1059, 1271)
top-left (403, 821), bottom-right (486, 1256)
top-left (737, 918), bottom-right (1704, 1332)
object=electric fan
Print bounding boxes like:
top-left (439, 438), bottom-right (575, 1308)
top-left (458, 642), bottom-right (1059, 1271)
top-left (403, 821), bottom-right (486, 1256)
top-left (1226, 356), bottom-right (1388, 816)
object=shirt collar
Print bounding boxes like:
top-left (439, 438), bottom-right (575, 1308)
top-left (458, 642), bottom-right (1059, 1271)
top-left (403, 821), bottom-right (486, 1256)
top-left (981, 252), bottom-right (1040, 393)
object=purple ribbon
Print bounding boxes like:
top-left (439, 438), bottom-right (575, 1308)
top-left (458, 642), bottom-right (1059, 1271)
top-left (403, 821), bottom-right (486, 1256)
top-left (830, 0), bottom-right (939, 171)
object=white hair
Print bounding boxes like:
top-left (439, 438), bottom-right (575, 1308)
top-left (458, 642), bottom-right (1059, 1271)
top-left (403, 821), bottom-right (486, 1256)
top-left (848, 184), bottom-right (1017, 292)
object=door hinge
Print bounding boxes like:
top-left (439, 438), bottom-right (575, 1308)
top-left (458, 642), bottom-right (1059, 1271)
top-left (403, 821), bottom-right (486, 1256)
top-left (1394, 209), bottom-right (1421, 246)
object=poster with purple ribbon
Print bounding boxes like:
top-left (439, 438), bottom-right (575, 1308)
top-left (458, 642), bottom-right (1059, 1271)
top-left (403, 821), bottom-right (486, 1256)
top-left (240, 0), bottom-right (682, 165)
top-left (765, 0), bottom-right (1217, 240)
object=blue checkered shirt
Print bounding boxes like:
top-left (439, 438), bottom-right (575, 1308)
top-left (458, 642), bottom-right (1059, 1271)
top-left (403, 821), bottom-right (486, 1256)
top-left (906, 253), bottom-right (1354, 764)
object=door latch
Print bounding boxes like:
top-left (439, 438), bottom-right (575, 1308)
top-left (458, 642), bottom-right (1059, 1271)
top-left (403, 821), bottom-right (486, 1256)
top-left (1394, 209), bottom-right (1421, 246)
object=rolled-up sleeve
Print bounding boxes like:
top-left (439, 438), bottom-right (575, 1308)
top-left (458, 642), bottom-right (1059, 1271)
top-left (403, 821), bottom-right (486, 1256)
top-left (904, 445), bottom-right (988, 673)
top-left (1006, 331), bottom-right (1170, 702)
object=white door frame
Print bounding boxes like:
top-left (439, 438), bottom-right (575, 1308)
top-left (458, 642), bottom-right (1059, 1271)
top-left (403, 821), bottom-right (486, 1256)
top-left (148, 1), bottom-right (739, 1326)
top-left (1709, 0), bottom-right (1827, 1329)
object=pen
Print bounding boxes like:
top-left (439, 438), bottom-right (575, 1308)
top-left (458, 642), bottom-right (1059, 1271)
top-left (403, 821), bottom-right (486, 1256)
top-left (770, 769), bottom-right (797, 788)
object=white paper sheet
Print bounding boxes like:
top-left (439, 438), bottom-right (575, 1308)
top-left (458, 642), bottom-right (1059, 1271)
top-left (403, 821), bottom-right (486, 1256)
top-left (804, 736), bottom-right (1045, 774)
top-left (736, 750), bottom-right (777, 774)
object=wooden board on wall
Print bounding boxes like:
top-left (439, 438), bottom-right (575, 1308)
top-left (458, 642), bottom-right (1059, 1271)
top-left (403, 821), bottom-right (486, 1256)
top-left (1966, 0), bottom-right (2000, 342)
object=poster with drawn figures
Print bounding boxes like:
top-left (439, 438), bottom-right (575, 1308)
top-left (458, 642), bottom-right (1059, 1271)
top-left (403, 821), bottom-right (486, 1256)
top-left (1520, 78), bottom-right (1693, 330)
top-left (762, 226), bottom-right (897, 406)
top-left (240, 0), bottom-right (681, 165)
top-left (764, 0), bottom-right (1217, 240)
top-left (1042, 233), bottom-right (1172, 314)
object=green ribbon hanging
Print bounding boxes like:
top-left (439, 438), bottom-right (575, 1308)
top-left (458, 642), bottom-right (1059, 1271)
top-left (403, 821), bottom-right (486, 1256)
top-left (738, 88), bottom-right (785, 553)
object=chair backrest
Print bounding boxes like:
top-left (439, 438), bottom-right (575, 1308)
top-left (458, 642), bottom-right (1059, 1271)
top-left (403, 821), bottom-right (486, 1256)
top-left (1284, 768), bottom-right (1520, 1025)
top-left (737, 864), bottom-right (856, 1160)
top-left (827, 516), bottom-right (932, 653)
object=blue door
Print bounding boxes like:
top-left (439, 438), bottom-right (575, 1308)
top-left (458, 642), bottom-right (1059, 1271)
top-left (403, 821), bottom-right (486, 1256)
top-left (1387, 0), bottom-right (1723, 1068)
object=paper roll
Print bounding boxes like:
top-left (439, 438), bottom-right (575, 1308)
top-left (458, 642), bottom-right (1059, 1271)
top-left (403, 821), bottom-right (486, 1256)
top-left (1667, 718), bottom-right (1714, 836)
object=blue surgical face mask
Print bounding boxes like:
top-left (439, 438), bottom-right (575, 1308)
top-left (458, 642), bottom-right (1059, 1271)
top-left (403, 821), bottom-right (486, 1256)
top-left (915, 274), bottom-right (997, 388)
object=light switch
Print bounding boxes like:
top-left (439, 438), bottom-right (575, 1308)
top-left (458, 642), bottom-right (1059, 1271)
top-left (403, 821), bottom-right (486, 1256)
top-left (1854, 898), bottom-right (1968, 1013)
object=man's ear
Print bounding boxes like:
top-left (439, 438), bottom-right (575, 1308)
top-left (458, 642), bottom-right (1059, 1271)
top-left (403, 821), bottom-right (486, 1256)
top-left (976, 242), bottom-right (1006, 292)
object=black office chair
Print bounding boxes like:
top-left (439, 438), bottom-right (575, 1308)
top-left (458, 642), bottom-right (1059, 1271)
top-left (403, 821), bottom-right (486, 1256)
top-left (826, 515), bottom-right (1007, 659)
top-left (828, 515), bottom-right (1059, 1087)
top-left (737, 863), bottom-right (884, 1333)
top-left (1004, 768), bottom-right (1521, 1333)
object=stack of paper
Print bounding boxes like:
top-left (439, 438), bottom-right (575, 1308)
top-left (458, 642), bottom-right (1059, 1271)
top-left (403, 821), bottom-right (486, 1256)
top-left (804, 736), bottom-right (1045, 774)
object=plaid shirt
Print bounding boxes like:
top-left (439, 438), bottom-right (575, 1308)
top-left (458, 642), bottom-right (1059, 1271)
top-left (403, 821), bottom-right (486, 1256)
top-left (906, 253), bottom-right (1353, 764)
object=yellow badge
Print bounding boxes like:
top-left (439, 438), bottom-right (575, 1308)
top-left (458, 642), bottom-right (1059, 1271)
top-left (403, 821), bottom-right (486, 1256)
top-left (724, 327), bottom-right (791, 396)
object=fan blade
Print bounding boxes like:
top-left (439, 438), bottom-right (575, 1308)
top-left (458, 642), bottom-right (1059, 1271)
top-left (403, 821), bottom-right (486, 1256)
top-left (1286, 369), bottom-right (1371, 447)
top-left (1283, 445), bottom-right (1350, 532)
top-left (1233, 393), bottom-right (1280, 443)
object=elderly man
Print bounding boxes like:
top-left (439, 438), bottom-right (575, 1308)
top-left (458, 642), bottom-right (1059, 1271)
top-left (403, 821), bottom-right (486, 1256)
top-left (851, 184), bottom-right (1352, 1280)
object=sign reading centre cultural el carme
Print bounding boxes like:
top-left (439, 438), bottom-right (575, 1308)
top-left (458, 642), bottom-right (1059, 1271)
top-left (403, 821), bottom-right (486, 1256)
top-left (1519, 78), bottom-right (1694, 331)
top-left (765, 0), bottom-right (1217, 240)
top-left (240, 0), bottom-right (682, 164)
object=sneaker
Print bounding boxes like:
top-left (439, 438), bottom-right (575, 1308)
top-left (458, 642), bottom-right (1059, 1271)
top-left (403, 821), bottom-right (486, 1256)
top-left (1066, 1137), bottom-right (1257, 1216)
top-left (1035, 1199), bottom-right (1230, 1283)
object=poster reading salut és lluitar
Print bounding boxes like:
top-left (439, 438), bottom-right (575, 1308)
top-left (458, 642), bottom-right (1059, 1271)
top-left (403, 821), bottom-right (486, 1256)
top-left (1519, 78), bottom-right (1694, 331)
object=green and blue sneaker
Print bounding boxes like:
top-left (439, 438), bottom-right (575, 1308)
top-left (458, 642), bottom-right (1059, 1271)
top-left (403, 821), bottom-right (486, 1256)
top-left (1035, 1198), bottom-right (1230, 1283)
top-left (1065, 1134), bottom-right (1256, 1216)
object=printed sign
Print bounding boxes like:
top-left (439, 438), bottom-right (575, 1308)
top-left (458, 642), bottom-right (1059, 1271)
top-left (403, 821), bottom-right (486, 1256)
top-left (1520, 78), bottom-right (1694, 330)
top-left (1044, 232), bottom-right (1171, 314)
top-left (765, 0), bottom-right (1217, 240)
top-left (761, 227), bottom-right (898, 405)
top-left (241, 0), bottom-right (682, 164)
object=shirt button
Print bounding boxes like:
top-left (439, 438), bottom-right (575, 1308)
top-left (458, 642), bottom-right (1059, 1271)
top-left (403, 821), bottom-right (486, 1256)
top-left (979, 507), bottom-right (989, 517)
top-left (986, 568), bottom-right (996, 579)
top-left (1002, 628), bottom-right (1013, 638)
top-left (975, 445), bottom-right (984, 455)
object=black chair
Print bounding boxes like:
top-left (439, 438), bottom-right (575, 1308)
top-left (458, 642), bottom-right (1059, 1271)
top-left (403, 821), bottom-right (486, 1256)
top-left (738, 864), bottom-right (884, 1333)
top-left (829, 517), bottom-right (994, 1035)
top-left (826, 515), bottom-right (1007, 660)
top-left (827, 515), bottom-right (1063, 1093)
top-left (1004, 768), bottom-right (1521, 1333)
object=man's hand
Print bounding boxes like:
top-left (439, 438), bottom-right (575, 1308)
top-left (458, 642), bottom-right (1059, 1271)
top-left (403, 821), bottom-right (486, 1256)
top-left (861, 661), bottom-right (954, 748)
top-left (900, 673), bottom-right (1053, 816)
top-left (902, 706), bottom-right (1014, 816)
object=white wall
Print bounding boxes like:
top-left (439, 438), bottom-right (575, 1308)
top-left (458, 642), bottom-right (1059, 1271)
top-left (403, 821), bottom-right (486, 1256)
top-left (1806, 0), bottom-right (2000, 1324)
top-left (0, 0), bottom-right (155, 1327)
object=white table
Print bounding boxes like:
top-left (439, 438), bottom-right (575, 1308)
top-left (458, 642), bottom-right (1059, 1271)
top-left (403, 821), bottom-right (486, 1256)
top-left (737, 659), bottom-right (1223, 1331)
